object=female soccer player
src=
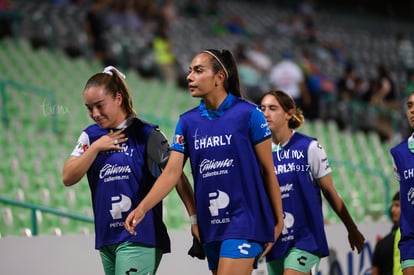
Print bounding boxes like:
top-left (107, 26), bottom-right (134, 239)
top-left (125, 49), bottom-right (284, 275)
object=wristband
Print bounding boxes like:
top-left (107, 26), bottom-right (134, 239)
top-left (190, 215), bottom-right (197, 225)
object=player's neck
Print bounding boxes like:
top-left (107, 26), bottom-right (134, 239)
top-left (273, 128), bottom-right (293, 146)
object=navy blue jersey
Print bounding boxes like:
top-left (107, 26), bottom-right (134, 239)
top-left (391, 139), bottom-right (414, 261)
top-left (266, 132), bottom-right (329, 261)
top-left (172, 94), bottom-right (275, 244)
top-left (84, 118), bottom-right (170, 252)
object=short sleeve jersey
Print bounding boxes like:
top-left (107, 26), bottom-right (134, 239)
top-left (171, 93), bottom-right (275, 244)
top-left (267, 131), bottom-right (331, 261)
top-left (390, 134), bottom-right (414, 261)
top-left (70, 117), bottom-right (171, 252)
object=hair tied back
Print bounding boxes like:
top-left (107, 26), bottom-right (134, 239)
top-left (102, 66), bottom-right (126, 80)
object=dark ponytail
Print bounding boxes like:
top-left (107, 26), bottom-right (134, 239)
top-left (203, 49), bottom-right (243, 98)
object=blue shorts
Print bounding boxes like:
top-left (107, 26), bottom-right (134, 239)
top-left (204, 239), bottom-right (264, 271)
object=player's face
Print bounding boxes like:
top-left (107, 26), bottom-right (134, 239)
top-left (406, 92), bottom-right (414, 128)
top-left (187, 53), bottom-right (220, 98)
top-left (84, 85), bottom-right (123, 129)
top-left (390, 199), bottom-right (400, 225)
top-left (260, 94), bottom-right (291, 132)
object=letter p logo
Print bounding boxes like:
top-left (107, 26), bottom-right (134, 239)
top-left (282, 211), bottom-right (294, 235)
top-left (208, 190), bottom-right (230, 216)
top-left (110, 194), bottom-right (131, 219)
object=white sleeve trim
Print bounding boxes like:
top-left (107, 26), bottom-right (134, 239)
top-left (308, 140), bottom-right (331, 180)
top-left (70, 132), bottom-right (90, 157)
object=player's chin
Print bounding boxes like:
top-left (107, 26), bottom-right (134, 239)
top-left (96, 121), bottom-right (106, 128)
top-left (190, 90), bottom-right (203, 98)
top-left (95, 118), bottom-right (109, 128)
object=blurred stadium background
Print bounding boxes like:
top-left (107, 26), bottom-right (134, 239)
top-left (1, 0), bottom-right (412, 238)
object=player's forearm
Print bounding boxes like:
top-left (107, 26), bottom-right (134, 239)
top-left (175, 173), bottom-right (197, 216)
top-left (140, 167), bottom-right (181, 213)
top-left (62, 147), bottom-right (99, 186)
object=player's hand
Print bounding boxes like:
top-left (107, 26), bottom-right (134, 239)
top-left (260, 241), bottom-right (275, 258)
top-left (348, 228), bottom-right (365, 253)
top-left (260, 223), bottom-right (282, 258)
top-left (93, 129), bottom-right (127, 152)
top-left (124, 207), bottom-right (145, 235)
top-left (191, 224), bottom-right (200, 242)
